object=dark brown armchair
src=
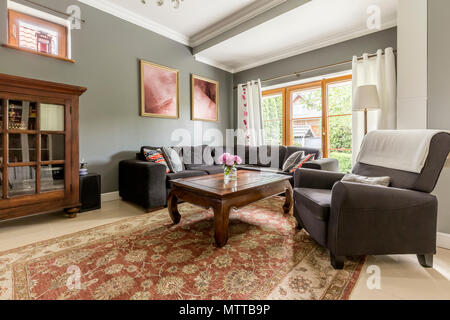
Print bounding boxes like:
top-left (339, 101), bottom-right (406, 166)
top-left (293, 132), bottom-right (450, 269)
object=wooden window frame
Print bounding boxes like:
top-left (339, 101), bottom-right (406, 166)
top-left (262, 74), bottom-right (352, 158)
top-left (5, 9), bottom-right (74, 63)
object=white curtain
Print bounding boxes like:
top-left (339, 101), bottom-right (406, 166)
top-left (352, 47), bottom-right (397, 163)
top-left (237, 80), bottom-right (265, 147)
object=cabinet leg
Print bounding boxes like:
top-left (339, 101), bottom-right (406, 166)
top-left (65, 207), bottom-right (80, 219)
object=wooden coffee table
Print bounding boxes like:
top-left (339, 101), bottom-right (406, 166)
top-left (167, 170), bottom-right (293, 248)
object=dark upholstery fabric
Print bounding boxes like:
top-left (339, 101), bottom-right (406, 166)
top-left (328, 182), bottom-right (438, 256)
top-left (188, 165), bottom-right (224, 175)
top-left (294, 188), bottom-right (331, 221)
top-left (166, 170), bottom-right (207, 189)
top-left (119, 160), bottom-right (167, 211)
top-left (303, 158), bottom-right (339, 172)
top-left (294, 168), bottom-right (345, 189)
top-left (120, 145), bottom-right (338, 212)
top-left (292, 133), bottom-right (450, 266)
top-left (182, 145), bottom-right (215, 169)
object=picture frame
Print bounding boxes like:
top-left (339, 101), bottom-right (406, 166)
top-left (191, 75), bottom-right (219, 122)
top-left (140, 60), bottom-right (179, 119)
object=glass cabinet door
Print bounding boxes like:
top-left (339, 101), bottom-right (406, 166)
top-left (1, 99), bottom-right (67, 199)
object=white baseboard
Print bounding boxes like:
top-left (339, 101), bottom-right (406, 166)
top-left (437, 232), bottom-right (450, 250)
top-left (101, 191), bottom-right (121, 203)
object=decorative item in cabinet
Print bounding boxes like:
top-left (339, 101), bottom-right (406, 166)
top-left (0, 73), bottom-right (87, 221)
top-left (8, 100), bottom-right (37, 130)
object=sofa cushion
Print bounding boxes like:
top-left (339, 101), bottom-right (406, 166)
top-left (182, 145), bottom-right (214, 169)
top-left (285, 146), bottom-right (321, 163)
top-left (289, 153), bottom-right (316, 173)
top-left (162, 147), bottom-right (184, 173)
top-left (189, 165), bottom-right (224, 175)
top-left (166, 170), bottom-right (208, 188)
top-left (294, 188), bottom-right (332, 221)
top-left (282, 151), bottom-right (305, 172)
top-left (143, 148), bottom-right (170, 173)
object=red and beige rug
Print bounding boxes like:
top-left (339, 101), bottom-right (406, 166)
top-left (0, 197), bottom-right (364, 300)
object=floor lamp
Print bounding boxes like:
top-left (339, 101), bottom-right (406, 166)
top-left (353, 85), bottom-right (380, 135)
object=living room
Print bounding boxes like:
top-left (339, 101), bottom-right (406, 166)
top-left (0, 0), bottom-right (449, 306)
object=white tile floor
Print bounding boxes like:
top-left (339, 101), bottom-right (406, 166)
top-left (0, 199), bottom-right (449, 300)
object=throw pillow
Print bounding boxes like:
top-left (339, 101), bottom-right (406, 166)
top-left (162, 147), bottom-right (184, 173)
top-left (342, 174), bottom-right (391, 187)
top-left (143, 148), bottom-right (170, 173)
top-left (289, 154), bottom-right (315, 173)
top-left (282, 151), bottom-right (305, 172)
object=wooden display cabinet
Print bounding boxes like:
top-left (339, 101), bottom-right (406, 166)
top-left (0, 74), bottom-right (87, 221)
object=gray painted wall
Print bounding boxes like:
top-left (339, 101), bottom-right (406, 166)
top-left (0, 0), bottom-right (233, 193)
top-left (234, 27), bottom-right (397, 87)
top-left (428, 0), bottom-right (450, 234)
top-left (232, 27), bottom-right (397, 127)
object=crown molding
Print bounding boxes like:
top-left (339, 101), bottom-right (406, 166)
top-left (78, 0), bottom-right (190, 45)
top-left (194, 55), bottom-right (235, 74)
top-left (189, 0), bottom-right (287, 47)
top-left (231, 19), bottom-right (397, 73)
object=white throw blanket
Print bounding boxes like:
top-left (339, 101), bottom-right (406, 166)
top-left (357, 130), bottom-right (450, 173)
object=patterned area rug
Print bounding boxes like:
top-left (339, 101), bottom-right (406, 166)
top-left (0, 197), bottom-right (364, 300)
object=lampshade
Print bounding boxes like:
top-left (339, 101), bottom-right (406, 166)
top-left (353, 85), bottom-right (380, 111)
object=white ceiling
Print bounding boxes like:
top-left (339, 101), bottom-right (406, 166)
top-left (79, 0), bottom-right (398, 73)
top-left (196, 0), bottom-right (398, 72)
top-left (102, 0), bottom-right (257, 38)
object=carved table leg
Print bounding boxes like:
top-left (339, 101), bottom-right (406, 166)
top-left (167, 189), bottom-right (181, 225)
top-left (64, 207), bottom-right (80, 219)
top-left (283, 182), bottom-right (294, 214)
top-left (213, 203), bottom-right (231, 248)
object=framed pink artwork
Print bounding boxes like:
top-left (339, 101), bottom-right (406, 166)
top-left (191, 75), bottom-right (219, 122)
top-left (141, 60), bottom-right (179, 119)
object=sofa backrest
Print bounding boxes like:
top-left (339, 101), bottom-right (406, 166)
top-left (233, 145), bottom-right (322, 169)
top-left (352, 132), bottom-right (450, 193)
top-left (137, 145), bottom-right (323, 170)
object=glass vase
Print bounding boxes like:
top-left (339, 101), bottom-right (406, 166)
top-left (224, 166), bottom-right (237, 182)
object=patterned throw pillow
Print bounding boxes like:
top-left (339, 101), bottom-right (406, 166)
top-left (162, 147), bottom-right (184, 173)
top-left (282, 151), bottom-right (305, 172)
top-left (289, 154), bottom-right (315, 173)
top-left (143, 148), bottom-right (170, 173)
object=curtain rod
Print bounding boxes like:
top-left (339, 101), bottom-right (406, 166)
top-left (22, 0), bottom-right (86, 23)
top-left (234, 49), bottom-right (397, 89)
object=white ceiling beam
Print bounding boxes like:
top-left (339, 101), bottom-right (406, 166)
top-left (192, 0), bottom-right (311, 55)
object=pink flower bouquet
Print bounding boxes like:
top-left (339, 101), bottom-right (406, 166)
top-left (218, 153), bottom-right (243, 177)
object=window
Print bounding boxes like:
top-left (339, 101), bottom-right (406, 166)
top-left (7, 7), bottom-right (70, 61)
top-left (262, 75), bottom-right (353, 173)
top-left (262, 89), bottom-right (286, 145)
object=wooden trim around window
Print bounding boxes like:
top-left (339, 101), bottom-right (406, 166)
top-left (262, 74), bottom-right (353, 158)
top-left (7, 10), bottom-right (71, 62)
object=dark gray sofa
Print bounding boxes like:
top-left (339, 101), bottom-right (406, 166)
top-left (294, 132), bottom-right (450, 269)
top-left (119, 145), bottom-right (339, 212)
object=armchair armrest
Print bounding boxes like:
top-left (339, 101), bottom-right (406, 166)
top-left (119, 160), bottom-right (167, 211)
top-left (328, 182), bottom-right (438, 256)
top-left (303, 158), bottom-right (339, 172)
top-left (294, 168), bottom-right (345, 189)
